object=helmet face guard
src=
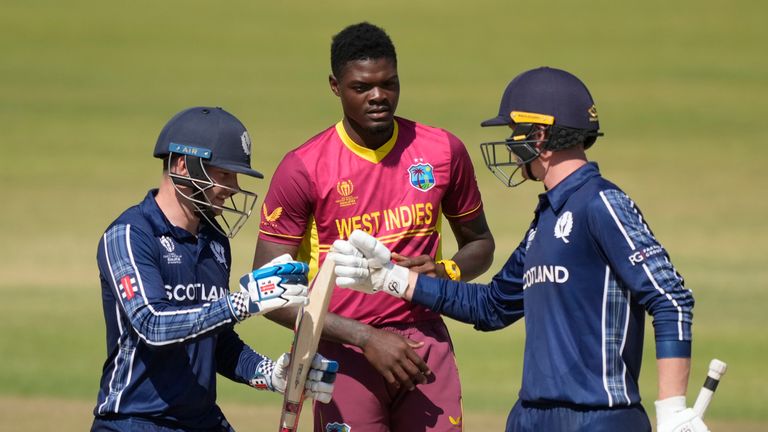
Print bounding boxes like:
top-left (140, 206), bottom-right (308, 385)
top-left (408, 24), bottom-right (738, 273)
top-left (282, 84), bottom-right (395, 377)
top-left (168, 153), bottom-right (257, 238)
top-left (480, 123), bottom-right (546, 187)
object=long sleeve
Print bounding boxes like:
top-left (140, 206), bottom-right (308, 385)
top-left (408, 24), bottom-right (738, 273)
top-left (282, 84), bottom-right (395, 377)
top-left (589, 189), bottom-right (694, 358)
top-left (98, 223), bottom-right (243, 347)
top-left (413, 239), bottom-right (527, 331)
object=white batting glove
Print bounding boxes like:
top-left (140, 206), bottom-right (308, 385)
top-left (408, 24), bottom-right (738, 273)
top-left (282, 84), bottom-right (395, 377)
top-left (239, 254), bottom-right (309, 316)
top-left (655, 396), bottom-right (709, 432)
top-left (250, 353), bottom-right (338, 403)
top-left (328, 230), bottom-right (410, 298)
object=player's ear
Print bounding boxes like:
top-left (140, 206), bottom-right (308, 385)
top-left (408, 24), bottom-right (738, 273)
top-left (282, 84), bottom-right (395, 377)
top-left (170, 154), bottom-right (189, 176)
top-left (329, 74), bottom-right (340, 97)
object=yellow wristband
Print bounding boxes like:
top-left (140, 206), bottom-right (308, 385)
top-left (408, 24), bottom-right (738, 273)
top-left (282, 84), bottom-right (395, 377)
top-left (437, 259), bottom-right (461, 281)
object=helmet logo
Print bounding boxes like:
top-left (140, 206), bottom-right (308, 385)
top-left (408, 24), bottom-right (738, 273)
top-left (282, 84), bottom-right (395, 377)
top-left (554, 211), bottom-right (574, 244)
top-left (588, 105), bottom-right (599, 122)
top-left (241, 131), bottom-right (252, 156)
top-left (511, 111), bottom-right (554, 125)
top-left (408, 161), bottom-right (435, 192)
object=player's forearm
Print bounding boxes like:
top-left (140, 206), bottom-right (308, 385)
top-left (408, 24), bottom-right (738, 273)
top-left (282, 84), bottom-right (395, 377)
top-left (264, 307), bottom-right (300, 330)
top-left (319, 312), bottom-right (374, 348)
top-left (408, 273), bottom-right (523, 331)
top-left (448, 213), bottom-right (495, 281)
top-left (130, 296), bottom-right (240, 347)
top-left (452, 235), bottom-right (495, 281)
top-left (657, 357), bottom-right (691, 399)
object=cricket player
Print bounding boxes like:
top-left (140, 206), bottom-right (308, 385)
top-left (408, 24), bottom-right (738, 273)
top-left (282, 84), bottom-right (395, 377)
top-left (253, 23), bottom-right (495, 431)
top-left (331, 68), bottom-right (705, 432)
top-left (92, 107), bottom-right (338, 431)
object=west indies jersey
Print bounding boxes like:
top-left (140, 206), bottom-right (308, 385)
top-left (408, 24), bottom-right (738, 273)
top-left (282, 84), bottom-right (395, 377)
top-left (414, 163), bottom-right (694, 407)
top-left (259, 117), bottom-right (483, 326)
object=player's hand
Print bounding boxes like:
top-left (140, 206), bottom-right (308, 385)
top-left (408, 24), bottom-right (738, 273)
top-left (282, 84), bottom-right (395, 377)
top-left (655, 396), bottom-right (709, 432)
top-left (251, 353), bottom-right (338, 403)
top-left (329, 230), bottom-right (410, 298)
top-left (362, 327), bottom-right (431, 391)
top-left (239, 254), bottom-right (309, 316)
top-left (391, 253), bottom-right (440, 277)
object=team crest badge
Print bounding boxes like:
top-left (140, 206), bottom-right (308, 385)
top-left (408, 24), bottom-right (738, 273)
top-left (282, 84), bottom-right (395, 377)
top-left (241, 131), bottom-right (252, 156)
top-left (325, 423), bottom-right (352, 432)
top-left (554, 211), bottom-right (574, 244)
top-left (210, 241), bottom-right (227, 267)
top-left (408, 163), bottom-right (435, 192)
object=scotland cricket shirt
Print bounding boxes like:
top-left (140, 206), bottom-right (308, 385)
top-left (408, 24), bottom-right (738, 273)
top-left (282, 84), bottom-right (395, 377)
top-left (94, 190), bottom-right (266, 428)
top-left (414, 163), bottom-right (694, 407)
top-left (258, 117), bottom-right (484, 326)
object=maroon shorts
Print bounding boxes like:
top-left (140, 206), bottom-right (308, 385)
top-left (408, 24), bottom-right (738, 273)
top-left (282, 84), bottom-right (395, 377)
top-left (313, 320), bottom-right (463, 432)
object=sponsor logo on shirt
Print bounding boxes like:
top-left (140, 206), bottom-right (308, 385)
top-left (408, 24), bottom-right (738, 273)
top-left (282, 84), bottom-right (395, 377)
top-left (119, 275), bottom-right (138, 300)
top-left (210, 241), bottom-right (227, 268)
top-left (335, 179), bottom-right (358, 208)
top-left (408, 161), bottom-right (435, 192)
top-left (628, 244), bottom-right (664, 265)
top-left (523, 265), bottom-right (570, 290)
top-left (164, 283), bottom-right (227, 302)
top-left (325, 423), bottom-right (352, 432)
top-left (261, 203), bottom-right (283, 226)
top-left (554, 211), bottom-right (574, 243)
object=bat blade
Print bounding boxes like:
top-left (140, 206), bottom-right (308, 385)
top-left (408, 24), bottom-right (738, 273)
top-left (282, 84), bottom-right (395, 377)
top-left (278, 259), bottom-right (336, 432)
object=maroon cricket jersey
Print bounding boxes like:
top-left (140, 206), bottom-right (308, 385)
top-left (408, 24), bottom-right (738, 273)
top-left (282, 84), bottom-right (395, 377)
top-left (258, 117), bottom-right (483, 326)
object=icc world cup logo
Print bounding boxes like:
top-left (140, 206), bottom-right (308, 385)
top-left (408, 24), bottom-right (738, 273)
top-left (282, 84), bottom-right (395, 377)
top-left (337, 179), bottom-right (354, 197)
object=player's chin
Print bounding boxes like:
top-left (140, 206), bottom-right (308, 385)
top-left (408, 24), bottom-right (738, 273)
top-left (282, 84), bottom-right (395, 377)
top-left (367, 117), bottom-right (394, 134)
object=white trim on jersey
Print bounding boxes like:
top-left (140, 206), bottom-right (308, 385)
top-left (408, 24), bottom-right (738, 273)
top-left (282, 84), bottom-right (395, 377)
top-left (600, 265), bottom-right (613, 407)
top-left (101, 238), bottom-right (132, 414)
top-left (599, 192), bottom-right (685, 341)
top-left (599, 192), bottom-right (636, 249)
top-left (642, 264), bottom-right (685, 341)
top-left (619, 289), bottom-right (631, 405)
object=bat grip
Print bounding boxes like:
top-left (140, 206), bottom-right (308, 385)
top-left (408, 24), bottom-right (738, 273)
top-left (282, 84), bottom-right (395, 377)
top-left (692, 359), bottom-right (727, 419)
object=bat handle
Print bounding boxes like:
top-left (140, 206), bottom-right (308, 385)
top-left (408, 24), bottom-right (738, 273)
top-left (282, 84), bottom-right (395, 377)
top-left (692, 358), bottom-right (727, 419)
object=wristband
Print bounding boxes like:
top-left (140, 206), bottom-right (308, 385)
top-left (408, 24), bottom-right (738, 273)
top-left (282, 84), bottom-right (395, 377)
top-left (437, 259), bottom-right (461, 281)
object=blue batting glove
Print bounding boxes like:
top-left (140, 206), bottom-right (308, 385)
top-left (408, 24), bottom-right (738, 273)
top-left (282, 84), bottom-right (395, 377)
top-left (239, 254), bottom-right (310, 316)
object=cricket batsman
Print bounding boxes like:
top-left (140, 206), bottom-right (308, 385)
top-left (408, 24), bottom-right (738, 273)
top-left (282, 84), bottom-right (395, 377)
top-left (91, 107), bottom-right (337, 431)
top-left (330, 68), bottom-right (705, 432)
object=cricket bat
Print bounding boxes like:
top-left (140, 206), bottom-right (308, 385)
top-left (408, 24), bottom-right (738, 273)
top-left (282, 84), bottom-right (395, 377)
top-left (278, 259), bottom-right (336, 432)
top-left (692, 358), bottom-right (727, 419)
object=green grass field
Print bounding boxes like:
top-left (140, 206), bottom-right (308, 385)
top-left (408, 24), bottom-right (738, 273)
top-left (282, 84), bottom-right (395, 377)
top-left (1, 0), bottom-right (767, 430)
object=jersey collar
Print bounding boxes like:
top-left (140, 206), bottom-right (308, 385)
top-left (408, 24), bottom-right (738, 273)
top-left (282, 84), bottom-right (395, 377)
top-left (335, 119), bottom-right (399, 163)
top-left (545, 162), bottom-right (601, 212)
top-left (140, 189), bottom-right (197, 241)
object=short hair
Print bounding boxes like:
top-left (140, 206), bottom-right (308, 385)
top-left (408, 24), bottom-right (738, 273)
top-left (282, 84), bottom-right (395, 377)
top-left (331, 22), bottom-right (397, 79)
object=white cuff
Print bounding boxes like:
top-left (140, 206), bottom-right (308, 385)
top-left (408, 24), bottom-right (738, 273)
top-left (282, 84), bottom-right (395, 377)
top-left (382, 264), bottom-right (410, 298)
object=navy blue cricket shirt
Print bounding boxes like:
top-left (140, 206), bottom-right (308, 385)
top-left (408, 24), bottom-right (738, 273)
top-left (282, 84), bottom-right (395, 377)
top-left (414, 163), bottom-right (694, 407)
top-left (94, 190), bottom-right (266, 428)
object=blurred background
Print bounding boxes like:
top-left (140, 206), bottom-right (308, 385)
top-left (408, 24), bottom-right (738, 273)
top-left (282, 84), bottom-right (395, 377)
top-left (1, 0), bottom-right (766, 430)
